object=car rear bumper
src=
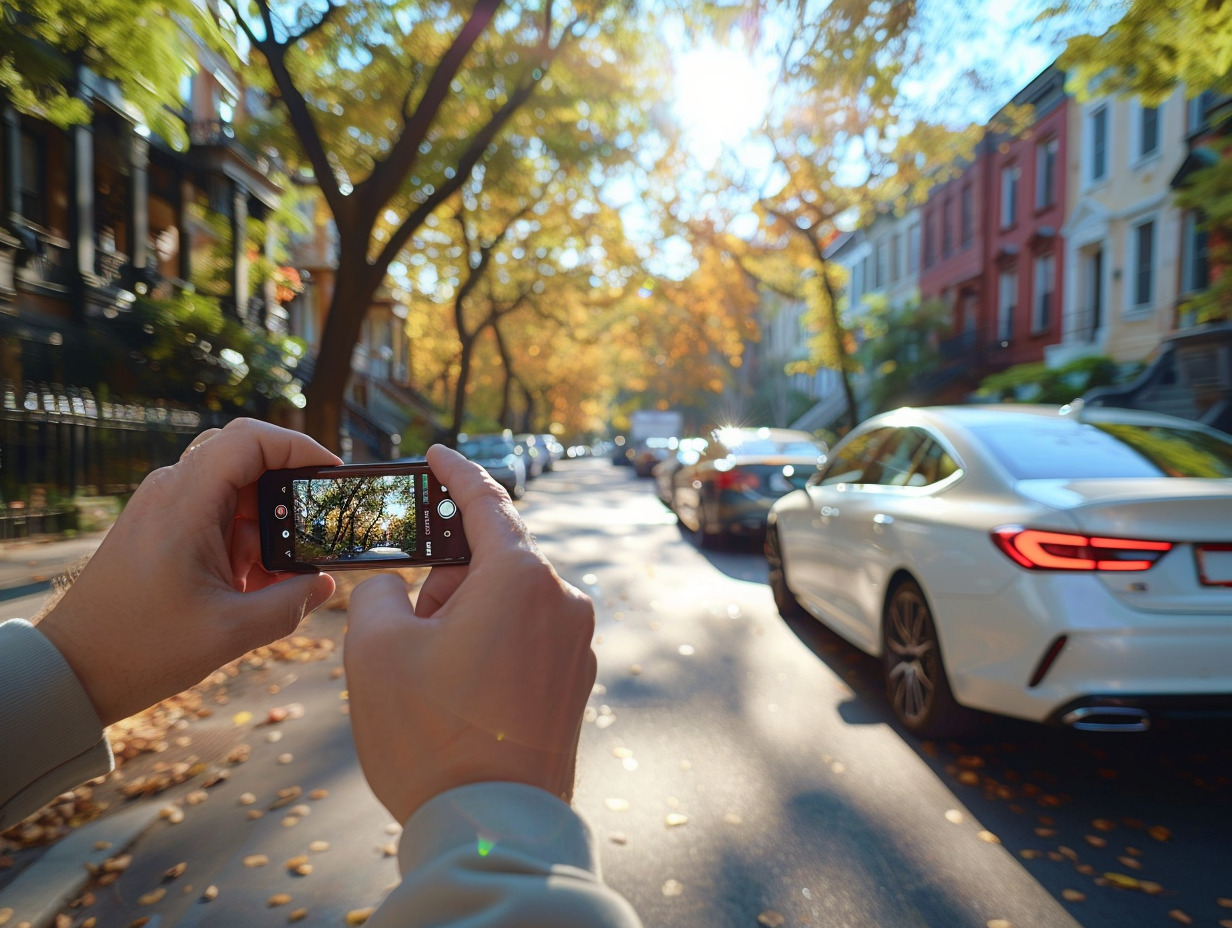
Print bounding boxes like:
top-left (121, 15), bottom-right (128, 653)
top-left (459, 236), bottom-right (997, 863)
top-left (939, 574), bottom-right (1232, 725)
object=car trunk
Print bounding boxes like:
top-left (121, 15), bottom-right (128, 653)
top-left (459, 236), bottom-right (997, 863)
top-left (1018, 477), bottom-right (1232, 614)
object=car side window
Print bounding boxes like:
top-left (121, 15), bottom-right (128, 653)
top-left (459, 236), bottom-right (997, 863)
top-left (816, 429), bottom-right (892, 486)
top-left (866, 428), bottom-right (927, 486)
top-left (902, 438), bottom-right (960, 487)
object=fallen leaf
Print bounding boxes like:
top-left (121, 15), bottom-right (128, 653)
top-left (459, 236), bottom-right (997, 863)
top-left (282, 816), bottom-right (300, 828)
top-left (1085, 835), bottom-right (1107, 848)
top-left (130, 919), bottom-right (151, 927)
top-left (723, 812), bottom-right (743, 825)
top-left (244, 854), bottom-right (270, 868)
top-left (102, 854), bottom-right (133, 873)
top-left (1019, 849), bottom-right (1042, 860)
top-left (201, 885), bottom-right (219, 902)
top-left (1118, 856), bottom-right (1142, 870)
top-left (290, 804), bottom-right (311, 816)
top-left (945, 810), bottom-right (964, 825)
top-left (0, 911), bottom-right (13, 926)
top-left (1092, 819), bottom-right (1116, 832)
top-left (978, 830), bottom-right (1001, 844)
top-left (309, 841), bottom-right (330, 852)
top-left (163, 862), bottom-right (187, 880)
top-left (609, 832), bottom-right (628, 845)
top-left (232, 711), bottom-right (253, 726)
top-left (278, 753), bottom-right (294, 765)
top-left (239, 792), bottom-right (257, 806)
top-left (1148, 826), bottom-right (1172, 842)
top-left (384, 823), bottom-right (402, 835)
top-left (138, 888), bottom-right (166, 905)
top-left (286, 855), bottom-right (309, 870)
top-left (1219, 899), bottom-right (1232, 909)
top-left (1103, 873), bottom-right (1142, 890)
top-left (758, 911), bottom-right (786, 927)
top-left (225, 744), bottom-right (252, 764)
top-left (346, 908), bottom-right (376, 925)
top-left (289, 909), bottom-right (309, 922)
top-left (382, 842), bottom-right (398, 857)
top-left (1062, 889), bottom-right (1086, 902)
top-left (270, 786), bottom-right (302, 809)
top-left (1168, 911), bottom-right (1193, 925)
top-left (185, 790), bottom-right (208, 806)
top-left (605, 798), bottom-right (630, 812)
top-left (665, 813), bottom-right (688, 827)
top-left (661, 879), bottom-right (683, 897)
top-left (268, 894), bottom-right (292, 907)
top-left (247, 809), bottom-right (264, 820)
top-left (309, 789), bottom-right (329, 800)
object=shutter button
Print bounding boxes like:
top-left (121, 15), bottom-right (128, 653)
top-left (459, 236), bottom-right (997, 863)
top-left (437, 499), bottom-right (457, 519)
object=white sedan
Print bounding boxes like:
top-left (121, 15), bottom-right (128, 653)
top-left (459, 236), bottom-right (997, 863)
top-left (765, 404), bottom-right (1232, 736)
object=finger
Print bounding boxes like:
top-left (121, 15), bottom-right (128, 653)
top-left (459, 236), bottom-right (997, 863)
top-left (348, 573), bottom-right (419, 634)
top-left (228, 518), bottom-right (298, 593)
top-left (425, 445), bottom-right (532, 560)
top-left (225, 571), bottom-right (336, 648)
top-left (184, 418), bottom-right (342, 496)
top-left (181, 428), bottom-right (222, 460)
top-left (414, 564), bottom-right (468, 618)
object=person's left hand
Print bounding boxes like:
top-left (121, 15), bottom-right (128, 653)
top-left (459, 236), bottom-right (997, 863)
top-left (37, 418), bottom-right (340, 726)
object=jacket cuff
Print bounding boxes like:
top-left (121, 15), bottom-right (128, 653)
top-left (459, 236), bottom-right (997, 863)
top-left (0, 620), bottom-right (114, 831)
top-left (399, 782), bottom-right (601, 878)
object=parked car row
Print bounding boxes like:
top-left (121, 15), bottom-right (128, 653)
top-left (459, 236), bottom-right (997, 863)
top-left (455, 431), bottom-right (565, 500)
top-left (762, 404), bottom-right (1232, 737)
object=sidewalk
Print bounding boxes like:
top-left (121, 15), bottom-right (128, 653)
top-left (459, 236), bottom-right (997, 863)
top-left (0, 534), bottom-right (107, 611)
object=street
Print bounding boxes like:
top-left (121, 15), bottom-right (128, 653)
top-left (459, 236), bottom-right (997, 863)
top-left (5, 459), bottom-right (1231, 928)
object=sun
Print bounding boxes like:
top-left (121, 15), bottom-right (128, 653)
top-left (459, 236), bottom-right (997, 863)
top-left (672, 42), bottom-right (771, 163)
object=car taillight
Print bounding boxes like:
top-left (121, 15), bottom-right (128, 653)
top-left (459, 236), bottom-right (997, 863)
top-left (992, 527), bottom-right (1173, 572)
top-left (714, 469), bottom-right (760, 492)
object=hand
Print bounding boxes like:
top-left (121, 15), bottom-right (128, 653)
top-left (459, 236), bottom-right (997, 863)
top-left (37, 418), bottom-right (341, 726)
top-left (345, 444), bottom-right (596, 824)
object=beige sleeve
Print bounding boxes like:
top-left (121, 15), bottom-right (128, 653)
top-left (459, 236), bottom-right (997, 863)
top-left (0, 619), bottom-right (113, 831)
top-left (368, 782), bottom-right (643, 928)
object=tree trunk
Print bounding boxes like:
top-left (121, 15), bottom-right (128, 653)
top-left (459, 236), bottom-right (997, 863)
top-left (447, 332), bottom-right (478, 448)
top-left (303, 251), bottom-right (380, 451)
top-left (820, 268), bottom-right (859, 432)
top-left (492, 323), bottom-right (514, 428)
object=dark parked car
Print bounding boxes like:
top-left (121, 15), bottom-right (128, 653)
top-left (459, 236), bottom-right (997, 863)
top-left (457, 432), bottom-right (527, 500)
top-left (652, 437), bottom-right (708, 508)
top-left (632, 436), bottom-right (676, 477)
top-left (671, 427), bottom-right (827, 547)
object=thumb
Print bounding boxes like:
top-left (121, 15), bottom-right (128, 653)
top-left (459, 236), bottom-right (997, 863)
top-left (231, 572), bottom-right (336, 648)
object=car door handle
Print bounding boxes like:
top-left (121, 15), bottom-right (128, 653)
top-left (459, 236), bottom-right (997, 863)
top-left (873, 513), bottom-right (894, 525)
top-left (821, 505), bottom-right (840, 517)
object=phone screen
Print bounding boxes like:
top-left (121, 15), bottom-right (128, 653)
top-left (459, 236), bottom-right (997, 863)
top-left (292, 473), bottom-right (425, 565)
top-left (259, 463), bottom-right (469, 572)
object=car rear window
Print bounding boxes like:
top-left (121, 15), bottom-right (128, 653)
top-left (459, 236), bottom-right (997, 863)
top-left (970, 420), bottom-right (1232, 479)
top-left (459, 438), bottom-right (514, 458)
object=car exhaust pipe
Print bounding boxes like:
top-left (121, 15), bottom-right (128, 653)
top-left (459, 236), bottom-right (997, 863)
top-left (1061, 706), bottom-right (1151, 733)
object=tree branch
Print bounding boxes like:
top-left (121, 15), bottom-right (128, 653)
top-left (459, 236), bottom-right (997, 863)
top-left (224, 0), bottom-right (346, 220)
top-left (359, 0), bottom-right (504, 221)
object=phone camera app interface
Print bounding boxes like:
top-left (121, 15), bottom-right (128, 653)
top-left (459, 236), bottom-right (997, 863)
top-left (292, 475), bottom-right (422, 565)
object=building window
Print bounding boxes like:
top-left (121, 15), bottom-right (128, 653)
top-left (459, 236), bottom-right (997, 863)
top-left (960, 184), bottom-right (974, 245)
top-left (997, 269), bottom-right (1016, 342)
top-left (851, 258), bottom-right (864, 304)
top-left (1089, 105), bottom-right (1109, 183)
top-left (889, 233), bottom-right (901, 283)
top-left (875, 240), bottom-right (887, 289)
top-left (861, 254), bottom-right (872, 295)
top-left (1188, 89), bottom-right (1217, 135)
top-left (1035, 137), bottom-right (1058, 209)
top-left (942, 197), bottom-right (953, 256)
top-left (18, 130), bottom-right (46, 227)
top-left (1032, 254), bottom-right (1055, 333)
top-left (1138, 104), bottom-right (1160, 161)
top-left (1000, 164), bottom-right (1019, 229)
top-left (908, 223), bottom-right (920, 274)
top-left (1182, 211), bottom-right (1210, 295)
top-left (923, 210), bottom-right (935, 267)
top-left (1131, 219), bottom-right (1156, 309)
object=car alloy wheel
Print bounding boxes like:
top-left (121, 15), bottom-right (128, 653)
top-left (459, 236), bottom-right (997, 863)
top-left (882, 578), bottom-right (968, 737)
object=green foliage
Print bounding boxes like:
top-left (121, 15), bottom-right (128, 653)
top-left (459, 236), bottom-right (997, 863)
top-left (0, 0), bottom-right (224, 148)
top-left (1054, 0), bottom-right (1232, 105)
top-left (977, 355), bottom-right (1139, 404)
top-left (114, 290), bottom-right (309, 412)
top-left (854, 295), bottom-right (951, 413)
top-left (1175, 158), bottom-right (1232, 323)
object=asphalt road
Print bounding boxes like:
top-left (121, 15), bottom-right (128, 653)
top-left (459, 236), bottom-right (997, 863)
top-left (16, 458), bottom-right (1232, 927)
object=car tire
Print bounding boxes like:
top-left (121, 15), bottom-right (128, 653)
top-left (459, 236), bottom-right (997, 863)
top-left (882, 578), bottom-right (972, 738)
top-left (765, 524), bottom-right (807, 619)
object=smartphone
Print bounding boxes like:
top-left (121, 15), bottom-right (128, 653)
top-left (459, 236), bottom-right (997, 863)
top-left (258, 462), bottom-right (470, 572)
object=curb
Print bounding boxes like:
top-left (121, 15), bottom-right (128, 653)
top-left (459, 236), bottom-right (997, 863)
top-left (0, 802), bottom-right (164, 928)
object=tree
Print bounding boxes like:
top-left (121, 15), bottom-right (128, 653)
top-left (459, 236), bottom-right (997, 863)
top-left (0, 0), bottom-right (216, 148)
top-left (217, 0), bottom-right (657, 450)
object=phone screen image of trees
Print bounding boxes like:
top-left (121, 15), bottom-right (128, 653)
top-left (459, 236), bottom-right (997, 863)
top-left (293, 476), bottom-right (418, 564)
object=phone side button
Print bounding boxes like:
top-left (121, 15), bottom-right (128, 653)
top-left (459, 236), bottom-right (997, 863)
top-left (274, 504), bottom-right (288, 520)
top-left (437, 499), bottom-right (457, 519)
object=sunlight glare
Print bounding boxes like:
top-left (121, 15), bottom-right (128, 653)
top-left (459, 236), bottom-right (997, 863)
top-left (673, 42), bottom-right (770, 163)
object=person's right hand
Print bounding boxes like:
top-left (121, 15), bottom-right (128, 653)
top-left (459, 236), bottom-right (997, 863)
top-left (344, 445), bottom-right (597, 825)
